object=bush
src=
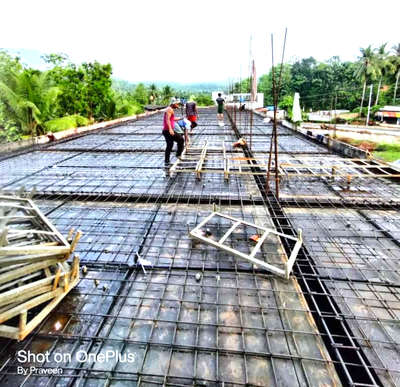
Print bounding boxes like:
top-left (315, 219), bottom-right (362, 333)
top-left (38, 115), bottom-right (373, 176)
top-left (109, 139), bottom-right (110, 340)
top-left (375, 143), bottom-right (400, 152)
top-left (374, 143), bottom-right (400, 162)
top-left (115, 103), bottom-right (144, 117)
top-left (0, 124), bottom-right (23, 142)
top-left (194, 94), bottom-right (214, 106)
top-left (44, 115), bottom-right (89, 132)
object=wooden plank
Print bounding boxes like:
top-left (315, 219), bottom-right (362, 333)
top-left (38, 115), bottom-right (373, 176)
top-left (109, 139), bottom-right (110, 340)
top-left (19, 276), bottom-right (79, 340)
top-left (69, 231), bottom-right (82, 254)
top-left (26, 198), bottom-right (70, 247)
top-left (0, 273), bottom-right (64, 307)
top-left (0, 259), bottom-right (58, 285)
top-left (0, 324), bottom-right (18, 339)
top-left (18, 310), bottom-right (27, 332)
top-left (0, 288), bottom-right (63, 324)
top-left (195, 141), bottom-right (208, 180)
top-left (0, 285), bottom-right (53, 309)
top-left (0, 245), bottom-right (69, 256)
top-left (0, 253), bottom-right (66, 267)
top-left (52, 267), bottom-right (61, 291)
top-left (0, 272), bottom-right (43, 292)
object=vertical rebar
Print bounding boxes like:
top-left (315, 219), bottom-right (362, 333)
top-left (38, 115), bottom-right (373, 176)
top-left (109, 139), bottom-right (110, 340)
top-left (250, 109), bottom-right (253, 151)
top-left (265, 28), bottom-right (287, 200)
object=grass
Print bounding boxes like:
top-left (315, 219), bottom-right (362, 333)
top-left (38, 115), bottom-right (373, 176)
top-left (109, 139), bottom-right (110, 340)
top-left (337, 137), bottom-right (400, 162)
top-left (373, 143), bottom-right (400, 162)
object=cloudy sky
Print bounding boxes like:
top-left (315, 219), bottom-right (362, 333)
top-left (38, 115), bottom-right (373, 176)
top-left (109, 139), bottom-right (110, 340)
top-left (1, 0), bottom-right (399, 84)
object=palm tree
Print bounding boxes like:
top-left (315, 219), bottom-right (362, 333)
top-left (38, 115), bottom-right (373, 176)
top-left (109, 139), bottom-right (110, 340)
top-left (148, 83), bottom-right (158, 104)
top-left (0, 69), bottom-right (59, 136)
top-left (391, 43), bottom-right (400, 104)
top-left (374, 43), bottom-right (394, 105)
top-left (161, 85), bottom-right (173, 104)
top-left (354, 46), bottom-right (380, 114)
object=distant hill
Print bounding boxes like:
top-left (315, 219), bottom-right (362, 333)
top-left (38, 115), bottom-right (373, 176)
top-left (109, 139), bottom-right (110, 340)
top-left (112, 79), bottom-right (225, 94)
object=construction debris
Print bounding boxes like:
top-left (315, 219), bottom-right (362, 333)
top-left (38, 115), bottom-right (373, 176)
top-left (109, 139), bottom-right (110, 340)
top-left (0, 194), bottom-right (81, 340)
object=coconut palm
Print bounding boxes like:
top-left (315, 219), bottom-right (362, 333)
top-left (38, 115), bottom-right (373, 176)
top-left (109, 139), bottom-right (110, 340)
top-left (0, 69), bottom-right (59, 136)
top-left (391, 43), bottom-right (400, 104)
top-left (374, 43), bottom-right (395, 105)
top-left (161, 85), bottom-right (173, 104)
top-left (354, 46), bottom-right (380, 113)
top-left (148, 83), bottom-right (158, 104)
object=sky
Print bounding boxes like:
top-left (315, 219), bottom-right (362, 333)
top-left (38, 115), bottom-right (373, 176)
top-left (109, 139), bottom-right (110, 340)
top-left (1, 0), bottom-right (399, 85)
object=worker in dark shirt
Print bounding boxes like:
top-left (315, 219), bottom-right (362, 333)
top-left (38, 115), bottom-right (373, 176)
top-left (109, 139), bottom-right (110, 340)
top-left (216, 93), bottom-right (225, 126)
top-left (185, 99), bottom-right (198, 132)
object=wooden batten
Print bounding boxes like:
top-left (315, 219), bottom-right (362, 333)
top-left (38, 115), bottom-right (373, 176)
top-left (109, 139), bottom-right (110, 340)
top-left (0, 195), bottom-right (82, 341)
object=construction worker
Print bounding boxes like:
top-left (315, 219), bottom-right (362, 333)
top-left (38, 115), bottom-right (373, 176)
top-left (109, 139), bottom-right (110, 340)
top-left (163, 97), bottom-right (184, 167)
top-left (185, 99), bottom-right (198, 132)
top-left (216, 93), bottom-right (225, 126)
top-left (174, 118), bottom-right (192, 147)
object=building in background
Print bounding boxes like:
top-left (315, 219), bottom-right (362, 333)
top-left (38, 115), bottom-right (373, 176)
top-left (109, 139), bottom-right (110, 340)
top-left (376, 106), bottom-right (400, 125)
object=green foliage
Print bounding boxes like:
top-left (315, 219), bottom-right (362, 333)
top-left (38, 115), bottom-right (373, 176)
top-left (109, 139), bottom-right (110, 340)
top-left (44, 115), bottom-right (89, 132)
top-left (41, 53), bottom-right (68, 66)
top-left (0, 68), bottom-right (59, 136)
top-left (194, 93), bottom-right (213, 106)
top-left (0, 122), bottom-right (22, 142)
top-left (82, 62), bottom-right (114, 120)
top-left (160, 85), bottom-right (173, 104)
top-left (47, 60), bottom-right (115, 120)
top-left (278, 95), bottom-right (293, 111)
top-left (237, 44), bottom-right (399, 114)
top-left (374, 143), bottom-right (400, 162)
top-left (133, 83), bottom-right (148, 105)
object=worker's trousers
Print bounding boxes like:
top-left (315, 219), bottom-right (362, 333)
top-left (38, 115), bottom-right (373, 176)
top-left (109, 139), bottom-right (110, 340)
top-left (162, 131), bottom-right (184, 163)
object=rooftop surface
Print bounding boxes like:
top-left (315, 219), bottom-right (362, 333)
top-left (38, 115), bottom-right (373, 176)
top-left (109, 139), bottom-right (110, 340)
top-left (0, 108), bottom-right (399, 386)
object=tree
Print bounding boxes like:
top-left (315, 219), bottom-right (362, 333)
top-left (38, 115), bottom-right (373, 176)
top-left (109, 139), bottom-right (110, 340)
top-left (290, 57), bottom-right (318, 109)
top-left (374, 43), bottom-right (394, 105)
top-left (148, 83), bottom-right (158, 104)
top-left (82, 62), bottom-right (114, 120)
top-left (133, 83), bottom-right (148, 105)
top-left (48, 63), bottom-right (87, 116)
top-left (390, 43), bottom-right (400, 104)
top-left (278, 95), bottom-right (294, 118)
top-left (0, 69), bottom-right (59, 136)
top-left (355, 46), bottom-right (380, 112)
top-left (41, 53), bottom-right (68, 66)
top-left (161, 85), bottom-right (173, 104)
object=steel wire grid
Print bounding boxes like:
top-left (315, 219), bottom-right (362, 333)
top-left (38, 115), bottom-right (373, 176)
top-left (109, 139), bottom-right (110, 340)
top-left (0, 107), bottom-right (399, 385)
top-left (0, 267), bottom-right (341, 386)
top-left (280, 206), bottom-right (400, 386)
